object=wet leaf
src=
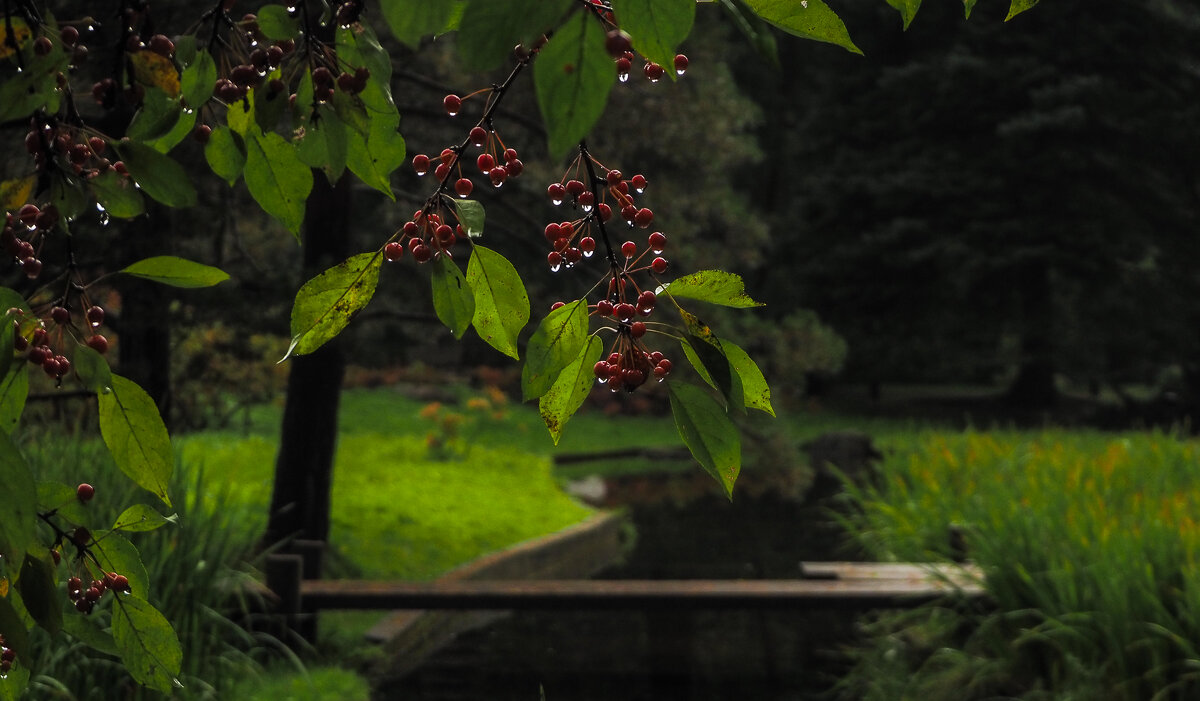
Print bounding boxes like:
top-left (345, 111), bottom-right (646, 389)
top-left (204, 125), bottom-right (246, 185)
top-left (72, 344), bottom-right (112, 394)
top-left (0, 364), bottom-right (28, 435)
top-left (121, 256), bottom-right (229, 288)
top-left (0, 431), bottom-right (35, 575)
top-left (430, 255), bottom-right (474, 340)
top-left (116, 142), bottom-right (197, 208)
top-left (245, 131), bottom-right (313, 236)
top-left (112, 596), bottom-right (182, 694)
top-left (127, 87), bottom-right (182, 142)
top-left (0, 45), bottom-right (69, 122)
top-left (721, 339), bottom-right (774, 416)
top-left (456, 0), bottom-right (573, 71)
top-left (742, 0), bottom-right (861, 54)
top-left (540, 335), bottom-right (603, 444)
top-left (286, 252), bottom-right (383, 359)
top-left (63, 614), bottom-right (118, 655)
top-left (88, 171), bottom-right (146, 219)
top-left (1006, 0), bottom-right (1039, 20)
top-left (180, 49), bottom-right (215, 108)
top-left (884, 0), bottom-right (923, 29)
top-left (91, 531), bottom-right (151, 598)
top-left (452, 199), bottom-right (485, 239)
top-left (346, 109), bottom-right (403, 199)
top-left (257, 4), bottom-right (300, 40)
top-left (522, 299), bottom-right (589, 401)
top-left (113, 505), bottom-right (175, 533)
top-left (467, 245), bottom-right (530, 360)
top-left (668, 381), bottom-right (741, 500)
top-left (98, 375), bottom-right (173, 507)
top-left (611, 0), bottom-right (694, 76)
top-left (16, 554), bottom-right (60, 635)
top-left (534, 11), bottom-right (616, 159)
top-left (659, 270), bottom-right (764, 308)
top-left (0, 17), bottom-right (32, 58)
top-left (35, 482), bottom-right (87, 524)
top-left (0, 177), bottom-right (35, 211)
top-left (0, 594), bottom-right (31, 673)
top-left (382, 0), bottom-right (466, 48)
top-left (296, 107), bottom-right (349, 183)
top-left (129, 50), bottom-right (181, 97)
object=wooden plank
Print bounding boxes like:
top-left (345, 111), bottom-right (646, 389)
top-left (800, 561), bottom-right (983, 584)
top-left (302, 577), bottom-right (986, 611)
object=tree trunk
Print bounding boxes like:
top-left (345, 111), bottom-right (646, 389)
top-left (262, 173), bottom-right (352, 553)
top-left (1006, 263), bottom-right (1057, 409)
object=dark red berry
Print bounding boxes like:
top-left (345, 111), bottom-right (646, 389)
top-left (644, 62), bottom-right (665, 82)
top-left (631, 174), bottom-right (647, 191)
top-left (439, 148), bottom-right (456, 166)
top-left (605, 30), bottom-right (632, 57)
top-left (33, 36), bottom-right (53, 56)
top-left (547, 251), bottom-right (563, 269)
top-left (630, 321), bottom-right (646, 338)
top-left (621, 241), bottom-right (637, 258)
top-left (148, 34), bottom-right (174, 57)
top-left (476, 153), bottom-right (495, 173)
top-left (469, 126), bottom-right (488, 147)
top-left (86, 305), bottom-right (105, 326)
top-left (455, 178), bottom-right (473, 198)
top-left (443, 94), bottom-right (462, 115)
top-left (547, 183), bottom-right (566, 203)
top-left (384, 241), bottom-right (404, 261)
top-left (412, 154), bottom-right (430, 175)
top-left (565, 179), bottom-right (585, 198)
top-left (597, 203), bottom-right (613, 222)
top-left (674, 54), bottom-right (689, 75)
top-left (50, 306), bottom-right (70, 324)
top-left (648, 231), bottom-right (667, 252)
top-left (193, 124), bottom-right (212, 143)
top-left (61, 26), bottom-right (80, 47)
top-left (651, 257), bottom-right (668, 274)
top-left (434, 163), bottom-right (450, 181)
top-left (606, 169), bottom-right (623, 187)
top-left (86, 334), bottom-right (109, 354)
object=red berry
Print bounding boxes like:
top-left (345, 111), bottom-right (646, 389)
top-left (61, 26), bottom-right (80, 46)
top-left (597, 203), bottom-right (613, 222)
top-left (412, 245), bottom-right (432, 263)
top-left (33, 36), bottom-right (53, 56)
top-left (148, 34), bottom-right (174, 57)
top-left (606, 170), bottom-right (623, 187)
top-left (384, 242), bottom-right (404, 261)
top-left (111, 574), bottom-right (130, 593)
top-left (75, 599), bottom-right (93, 614)
top-left (615, 303), bottom-right (636, 322)
top-left (18, 204), bottom-right (40, 226)
top-left (547, 251), bottom-right (563, 269)
top-left (72, 527), bottom-right (91, 547)
top-left (578, 191), bottom-right (595, 209)
top-left (503, 148), bottom-right (518, 163)
top-left (434, 163), bottom-right (450, 181)
top-left (85, 333), bottom-right (110, 355)
top-left (476, 153), bottom-right (495, 173)
top-left (631, 174), bottom-right (647, 191)
top-left (565, 179), bottom-right (586, 198)
top-left (86, 305), bottom-right (105, 326)
top-left (651, 257), bottom-right (668, 274)
top-left (605, 30), bottom-right (632, 58)
top-left (674, 54), bottom-right (689, 75)
top-left (439, 148), bottom-right (456, 166)
top-left (544, 223), bottom-right (562, 242)
top-left (596, 300), bottom-right (614, 316)
top-left (412, 154), bottom-right (430, 175)
top-left (621, 241), bottom-right (637, 258)
top-left (579, 237), bottom-right (596, 255)
top-left (506, 158), bottom-right (524, 177)
top-left (644, 62), bottom-right (665, 82)
top-left (621, 204), bottom-right (638, 224)
top-left (84, 587), bottom-right (102, 603)
top-left (443, 94), bottom-right (462, 116)
top-left (50, 306), bottom-right (70, 324)
top-left (634, 208), bottom-right (654, 228)
top-left (637, 290), bottom-right (656, 310)
top-left (68, 576), bottom-right (83, 592)
top-left (23, 258), bottom-right (42, 278)
top-left (630, 321), bottom-right (646, 338)
top-left (550, 301), bottom-right (566, 311)
top-left (548, 183), bottom-right (566, 204)
top-left (489, 166), bottom-right (508, 187)
top-left (469, 126), bottom-right (488, 147)
top-left (594, 361), bottom-right (609, 379)
top-left (455, 178), bottom-right (473, 198)
top-left (193, 124), bottom-right (212, 143)
top-left (648, 231), bottom-right (667, 252)
top-left (615, 57), bottom-right (632, 78)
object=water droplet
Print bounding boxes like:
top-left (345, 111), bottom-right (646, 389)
top-left (619, 73), bottom-right (629, 83)
top-left (550, 262), bottom-right (561, 272)
top-left (457, 193), bottom-right (468, 199)
top-left (581, 203), bottom-right (593, 213)
top-left (286, 5), bottom-right (297, 12)
top-left (183, 107), bottom-right (194, 115)
top-left (635, 186), bottom-right (645, 194)
top-left (652, 246), bottom-right (664, 255)
top-left (648, 76), bottom-right (659, 84)
top-left (551, 197), bottom-right (563, 206)
top-left (99, 212), bottom-right (110, 226)
top-left (597, 376), bottom-right (608, 384)
top-left (583, 249), bottom-right (594, 258)
top-left (676, 68), bottom-right (686, 77)
top-left (801, 0), bottom-right (808, 6)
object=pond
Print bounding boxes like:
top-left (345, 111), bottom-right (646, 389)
top-left (374, 467), bottom-right (869, 701)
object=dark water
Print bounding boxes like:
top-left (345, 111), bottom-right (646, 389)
top-left (374, 472), bottom-right (863, 701)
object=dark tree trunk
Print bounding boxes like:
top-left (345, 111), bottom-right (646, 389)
top-left (1006, 263), bottom-right (1057, 409)
top-left (116, 207), bottom-right (173, 420)
top-left (262, 173), bottom-right (352, 553)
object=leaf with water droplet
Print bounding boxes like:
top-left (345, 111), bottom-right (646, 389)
top-left (668, 381), bottom-right (741, 500)
top-left (611, 0), bottom-right (694, 79)
top-left (523, 299), bottom-right (589, 401)
top-left (540, 335), bottom-right (603, 444)
top-left (88, 171), bottom-right (146, 219)
top-left (285, 252), bottom-right (383, 359)
top-left (452, 199), bottom-right (485, 238)
top-left (430, 255), bottom-right (474, 340)
top-left (658, 270), bottom-right (764, 308)
top-left (111, 596), bottom-right (182, 694)
top-left (741, 0), bottom-right (861, 54)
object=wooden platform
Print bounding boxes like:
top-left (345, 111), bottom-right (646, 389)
top-left (297, 561), bottom-right (986, 613)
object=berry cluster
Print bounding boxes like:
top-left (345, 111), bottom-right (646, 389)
top-left (9, 299), bottom-right (108, 384)
top-left (66, 571), bottom-right (132, 615)
top-left (2, 205), bottom-right (59, 280)
top-left (601, 28), bottom-right (688, 83)
top-left (384, 208), bottom-right (464, 263)
top-left (0, 634), bottom-right (13, 675)
top-left (23, 116), bottom-right (126, 187)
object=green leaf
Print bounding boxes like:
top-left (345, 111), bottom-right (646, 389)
top-left (430, 255), bottom-right (474, 340)
top-left (35, 482), bottom-right (87, 524)
top-left (72, 344), bottom-right (112, 394)
top-left (245, 131), bottom-right (313, 236)
top-left (146, 101), bottom-right (196, 154)
top-left (91, 531), bottom-right (151, 598)
top-left (121, 256), bottom-right (230, 288)
top-left (180, 48), bottom-right (216, 108)
top-left (87, 171), bottom-right (146, 219)
top-left (0, 594), bottom-right (32, 675)
top-left (0, 46), bottom-right (69, 123)
top-left (1005, 0), bottom-right (1039, 20)
top-left (296, 108), bottom-right (349, 183)
top-left (0, 308), bottom-right (12, 380)
top-left (225, 92), bottom-right (255, 135)
top-left (539, 334), bottom-right (603, 444)
top-left (174, 35), bottom-right (198, 67)
top-left (51, 172), bottom-right (89, 221)
top-left (534, 11), bottom-right (616, 159)
top-left (63, 613), bottom-right (118, 656)
top-left (204, 125), bottom-right (246, 185)
top-left (253, 72), bottom-right (289, 134)
top-left (611, 0), bottom-right (694, 76)
top-left (719, 0), bottom-right (780, 70)
top-left (98, 375), bottom-right (173, 507)
top-left (668, 382), bottom-right (741, 500)
top-left (116, 142), bottom-right (198, 208)
top-left (336, 24), bottom-right (396, 114)
top-left (0, 431), bottom-right (36, 575)
top-left (742, 0), bottom-right (861, 55)
top-left (112, 596), bottom-right (183, 694)
top-left (452, 199), bottom-right (485, 239)
top-left (113, 504), bottom-right (175, 533)
top-left (963, 0), bottom-right (978, 17)
top-left (286, 252), bottom-right (383, 359)
top-left (456, 0), bottom-right (573, 72)
top-left (0, 663), bottom-right (30, 701)
top-left (884, 0), bottom-right (923, 29)
top-left (256, 4), bottom-right (300, 40)
top-left (721, 339), bottom-right (774, 416)
top-left (126, 87), bottom-right (182, 142)
top-left (0, 364), bottom-right (28, 435)
top-left (659, 270), bottom-right (764, 308)
top-left (678, 308), bottom-right (740, 410)
top-left (346, 110), bottom-right (404, 199)
top-left (467, 245), bottom-right (530, 360)
top-left (16, 554), bottom-right (60, 636)
top-left (522, 299), bottom-right (589, 401)
top-left (381, 0), bottom-right (467, 48)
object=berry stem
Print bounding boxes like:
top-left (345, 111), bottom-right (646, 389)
top-left (578, 141), bottom-right (620, 270)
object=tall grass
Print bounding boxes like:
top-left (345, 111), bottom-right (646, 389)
top-left (842, 430), bottom-right (1200, 700)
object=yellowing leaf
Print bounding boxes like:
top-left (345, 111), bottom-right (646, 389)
top-left (129, 50), bottom-right (181, 98)
top-left (0, 576), bottom-right (7, 597)
top-left (0, 18), bottom-right (31, 59)
top-left (0, 177), bottom-right (34, 211)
